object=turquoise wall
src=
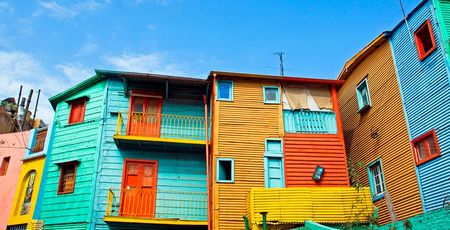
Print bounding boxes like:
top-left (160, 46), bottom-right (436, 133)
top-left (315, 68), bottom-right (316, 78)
top-left (92, 78), bottom-right (207, 229)
top-left (390, 1), bottom-right (450, 212)
top-left (40, 80), bottom-right (106, 229)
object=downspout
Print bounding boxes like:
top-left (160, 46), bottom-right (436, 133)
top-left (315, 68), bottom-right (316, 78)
top-left (203, 94), bottom-right (211, 230)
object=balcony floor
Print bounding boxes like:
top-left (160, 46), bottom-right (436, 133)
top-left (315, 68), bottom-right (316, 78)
top-left (103, 216), bottom-right (208, 226)
top-left (114, 135), bottom-right (207, 146)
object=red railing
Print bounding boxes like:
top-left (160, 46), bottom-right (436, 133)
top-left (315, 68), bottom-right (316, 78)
top-left (32, 129), bottom-right (47, 153)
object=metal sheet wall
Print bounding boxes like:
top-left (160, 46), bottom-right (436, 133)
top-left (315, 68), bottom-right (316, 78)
top-left (284, 133), bottom-right (348, 187)
top-left (390, 1), bottom-right (450, 212)
top-left (434, 0), bottom-right (450, 57)
top-left (213, 77), bottom-right (283, 230)
top-left (338, 40), bottom-right (423, 224)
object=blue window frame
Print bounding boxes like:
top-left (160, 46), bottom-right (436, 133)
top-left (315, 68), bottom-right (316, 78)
top-left (356, 78), bottom-right (371, 112)
top-left (264, 139), bottom-right (284, 188)
top-left (216, 158), bottom-right (234, 183)
top-left (263, 86), bottom-right (280, 104)
top-left (217, 80), bottom-right (233, 101)
top-left (367, 159), bottom-right (386, 202)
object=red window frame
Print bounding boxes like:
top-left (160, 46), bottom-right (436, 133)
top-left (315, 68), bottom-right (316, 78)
top-left (0, 157), bottom-right (11, 176)
top-left (412, 129), bottom-right (441, 166)
top-left (414, 19), bottom-right (437, 61)
top-left (68, 98), bottom-right (87, 124)
top-left (57, 161), bottom-right (78, 195)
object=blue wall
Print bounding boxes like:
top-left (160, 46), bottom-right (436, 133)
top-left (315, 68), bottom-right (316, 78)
top-left (390, 1), bottom-right (450, 211)
top-left (92, 78), bottom-right (207, 229)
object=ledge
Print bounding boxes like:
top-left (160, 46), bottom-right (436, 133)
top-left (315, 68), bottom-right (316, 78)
top-left (103, 216), bottom-right (208, 226)
top-left (113, 135), bottom-right (207, 145)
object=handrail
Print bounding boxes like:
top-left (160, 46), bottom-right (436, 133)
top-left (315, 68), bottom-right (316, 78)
top-left (283, 110), bottom-right (337, 134)
top-left (105, 188), bottom-right (207, 221)
top-left (115, 112), bottom-right (209, 141)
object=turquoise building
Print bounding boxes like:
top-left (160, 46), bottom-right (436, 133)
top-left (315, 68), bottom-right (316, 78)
top-left (39, 70), bottom-right (210, 229)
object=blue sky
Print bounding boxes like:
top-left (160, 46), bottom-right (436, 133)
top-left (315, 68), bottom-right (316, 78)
top-left (0, 0), bottom-right (419, 122)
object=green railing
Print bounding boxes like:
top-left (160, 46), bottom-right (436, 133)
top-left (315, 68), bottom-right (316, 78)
top-left (283, 110), bottom-right (337, 134)
top-left (115, 112), bottom-right (208, 141)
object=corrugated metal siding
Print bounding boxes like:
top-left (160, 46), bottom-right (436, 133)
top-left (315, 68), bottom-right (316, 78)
top-left (214, 77), bottom-right (282, 230)
top-left (284, 133), bottom-right (348, 187)
top-left (390, 1), bottom-right (450, 211)
top-left (40, 81), bottom-right (106, 226)
top-left (246, 187), bottom-right (373, 228)
top-left (434, 0), bottom-right (450, 57)
top-left (338, 40), bottom-right (423, 224)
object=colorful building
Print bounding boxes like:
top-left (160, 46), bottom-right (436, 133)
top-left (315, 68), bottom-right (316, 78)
top-left (7, 126), bottom-right (53, 230)
top-left (39, 70), bottom-right (210, 229)
top-left (0, 131), bottom-right (30, 230)
top-left (389, 0), bottom-right (450, 212)
top-left (209, 71), bottom-right (373, 229)
top-left (337, 34), bottom-right (423, 224)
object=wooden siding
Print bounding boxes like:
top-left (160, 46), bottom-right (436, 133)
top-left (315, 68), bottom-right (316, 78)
top-left (39, 80), bottom-right (106, 228)
top-left (213, 77), bottom-right (282, 230)
top-left (284, 133), bottom-right (348, 187)
top-left (92, 77), bottom-right (207, 229)
top-left (338, 40), bottom-right (423, 223)
top-left (390, 1), bottom-right (450, 212)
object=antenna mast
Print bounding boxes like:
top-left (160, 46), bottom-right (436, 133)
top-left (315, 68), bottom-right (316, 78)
top-left (274, 52), bottom-right (285, 76)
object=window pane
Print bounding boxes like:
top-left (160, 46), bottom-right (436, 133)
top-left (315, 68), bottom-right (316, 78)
top-left (417, 24), bottom-right (433, 53)
top-left (426, 136), bottom-right (438, 155)
top-left (266, 140), bottom-right (282, 153)
top-left (218, 160), bottom-right (232, 181)
top-left (142, 165), bottom-right (154, 187)
top-left (133, 98), bottom-right (144, 113)
top-left (21, 171), bottom-right (36, 215)
top-left (60, 165), bottom-right (75, 193)
top-left (416, 141), bottom-right (428, 160)
top-left (265, 88), bottom-right (278, 102)
top-left (219, 81), bottom-right (231, 99)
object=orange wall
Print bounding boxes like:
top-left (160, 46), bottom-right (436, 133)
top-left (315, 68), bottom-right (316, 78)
top-left (0, 131), bottom-right (29, 230)
top-left (284, 133), bottom-right (349, 187)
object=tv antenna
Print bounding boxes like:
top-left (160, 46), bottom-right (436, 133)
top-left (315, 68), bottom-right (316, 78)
top-left (274, 52), bottom-right (285, 76)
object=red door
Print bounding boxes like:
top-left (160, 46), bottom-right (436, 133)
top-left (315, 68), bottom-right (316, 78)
top-left (128, 97), bottom-right (162, 137)
top-left (120, 160), bottom-right (158, 217)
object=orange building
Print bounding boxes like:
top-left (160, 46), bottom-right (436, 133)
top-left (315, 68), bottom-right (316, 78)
top-left (337, 33), bottom-right (423, 224)
top-left (209, 71), bottom-right (372, 229)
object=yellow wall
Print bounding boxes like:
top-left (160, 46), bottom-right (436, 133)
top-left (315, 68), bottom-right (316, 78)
top-left (212, 77), bottom-right (283, 230)
top-left (337, 41), bottom-right (423, 224)
top-left (8, 155), bottom-right (46, 227)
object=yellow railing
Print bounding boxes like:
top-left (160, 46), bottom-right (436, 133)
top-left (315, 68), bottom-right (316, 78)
top-left (246, 187), bottom-right (373, 228)
top-left (115, 112), bottom-right (208, 141)
top-left (105, 188), bottom-right (207, 221)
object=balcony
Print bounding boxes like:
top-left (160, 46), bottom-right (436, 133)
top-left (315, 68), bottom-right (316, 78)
top-left (283, 110), bottom-right (337, 134)
top-left (114, 112), bottom-right (209, 146)
top-left (32, 129), bottom-right (47, 153)
top-left (104, 188), bottom-right (207, 226)
top-left (246, 187), bottom-right (373, 229)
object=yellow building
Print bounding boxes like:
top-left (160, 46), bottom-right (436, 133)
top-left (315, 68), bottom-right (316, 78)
top-left (7, 127), bottom-right (51, 230)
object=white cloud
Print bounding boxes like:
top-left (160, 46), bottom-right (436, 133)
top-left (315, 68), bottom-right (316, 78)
top-left (147, 24), bottom-right (157, 30)
top-left (0, 1), bottom-right (13, 13)
top-left (76, 42), bottom-right (99, 56)
top-left (0, 51), bottom-right (95, 123)
top-left (104, 53), bottom-right (185, 76)
top-left (132, 0), bottom-right (179, 6)
top-left (36, 0), bottom-right (110, 19)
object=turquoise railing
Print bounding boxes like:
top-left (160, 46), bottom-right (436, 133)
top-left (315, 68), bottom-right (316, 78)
top-left (115, 112), bottom-right (209, 141)
top-left (283, 110), bottom-right (337, 134)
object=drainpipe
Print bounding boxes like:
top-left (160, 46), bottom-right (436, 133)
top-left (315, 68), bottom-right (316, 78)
top-left (203, 95), bottom-right (211, 230)
top-left (243, 216), bottom-right (250, 230)
top-left (260, 212), bottom-right (268, 230)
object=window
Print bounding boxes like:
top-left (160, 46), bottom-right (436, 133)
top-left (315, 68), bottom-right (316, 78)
top-left (217, 80), bottom-right (233, 101)
top-left (57, 162), bottom-right (78, 194)
top-left (356, 78), bottom-right (371, 112)
top-left (217, 158), bottom-right (234, 183)
top-left (20, 171), bottom-right (36, 215)
top-left (414, 19), bottom-right (436, 61)
top-left (412, 130), bottom-right (440, 165)
top-left (263, 86), bottom-right (280, 104)
top-left (0, 157), bottom-right (10, 176)
top-left (264, 139), bottom-right (284, 188)
top-left (68, 98), bottom-right (87, 124)
top-left (367, 160), bottom-right (386, 201)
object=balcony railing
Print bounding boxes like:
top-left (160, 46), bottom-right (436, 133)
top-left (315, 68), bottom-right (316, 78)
top-left (106, 188), bottom-right (207, 221)
top-left (283, 110), bottom-right (337, 134)
top-left (115, 112), bottom-right (209, 143)
top-left (32, 129), bottom-right (47, 153)
top-left (246, 187), bottom-right (373, 228)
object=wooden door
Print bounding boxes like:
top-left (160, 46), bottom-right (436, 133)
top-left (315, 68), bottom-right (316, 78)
top-left (128, 97), bottom-right (162, 137)
top-left (266, 157), bottom-right (283, 188)
top-left (120, 160), bottom-right (158, 217)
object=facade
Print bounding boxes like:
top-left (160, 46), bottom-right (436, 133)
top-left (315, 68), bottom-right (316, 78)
top-left (0, 131), bottom-right (30, 230)
top-left (210, 71), bottom-right (372, 229)
top-left (39, 70), bottom-right (210, 230)
top-left (337, 34), bottom-right (423, 224)
top-left (7, 126), bottom-right (53, 230)
top-left (389, 0), bottom-right (450, 212)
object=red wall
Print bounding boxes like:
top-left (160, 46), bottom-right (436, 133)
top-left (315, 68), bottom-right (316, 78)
top-left (284, 133), bottom-right (349, 187)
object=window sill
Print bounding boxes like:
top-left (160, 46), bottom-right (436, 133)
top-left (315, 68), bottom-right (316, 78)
top-left (416, 153), bottom-right (440, 166)
top-left (264, 101), bottom-right (280, 104)
top-left (358, 104), bottom-right (371, 114)
top-left (57, 191), bottom-right (75, 195)
top-left (372, 193), bottom-right (385, 202)
top-left (418, 46), bottom-right (436, 61)
top-left (216, 180), bottom-right (234, 183)
top-left (217, 98), bottom-right (233, 102)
